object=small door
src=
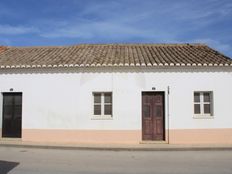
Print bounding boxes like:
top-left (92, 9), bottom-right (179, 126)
top-left (2, 93), bottom-right (22, 138)
top-left (142, 92), bottom-right (165, 141)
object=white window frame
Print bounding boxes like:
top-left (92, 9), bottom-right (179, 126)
top-left (92, 92), bottom-right (113, 120)
top-left (193, 91), bottom-right (213, 119)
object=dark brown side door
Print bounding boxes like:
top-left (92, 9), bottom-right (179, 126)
top-left (142, 92), bottom-right (165, 141)
top-left (2, 93), bottom-right (22, 138)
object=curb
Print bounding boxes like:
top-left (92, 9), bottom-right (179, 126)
top-left (1, 143), bottom-right (232, 151)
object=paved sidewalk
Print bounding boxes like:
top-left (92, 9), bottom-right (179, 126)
top-left (0, 139), bottom-right (232, 151)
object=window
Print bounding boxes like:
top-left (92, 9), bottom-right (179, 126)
top-left (93, 92), bottom-right (112, 118)
top-left (194, 92), bottom-right (213, 117)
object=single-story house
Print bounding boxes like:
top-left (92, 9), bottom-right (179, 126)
top-left (0, 44), bottom-right (232, 144)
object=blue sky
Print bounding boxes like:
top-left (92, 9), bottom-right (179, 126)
top-left (0, 0), bottom-right (232, 57)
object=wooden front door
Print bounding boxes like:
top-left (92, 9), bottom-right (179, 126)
top-left (142, 92), bottom-right (165, 141)
top-left (2, 93), bottom-right (22, 138)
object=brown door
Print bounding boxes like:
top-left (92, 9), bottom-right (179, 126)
top-left (142, 92), bottom-right (165, 141)
top-left (2, 93), bottom-right (22, 138)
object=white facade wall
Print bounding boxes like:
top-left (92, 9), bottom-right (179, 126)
top-left (0, 67), bottom-right (232, 143)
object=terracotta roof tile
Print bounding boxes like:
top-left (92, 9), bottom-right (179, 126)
top-left (0, 46), bottom-right (7, 54)
top-left (0, 44), bottom-right (231, 69)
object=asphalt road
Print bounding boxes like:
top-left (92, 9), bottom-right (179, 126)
top-left (0, 147), bottom-right (232, 174)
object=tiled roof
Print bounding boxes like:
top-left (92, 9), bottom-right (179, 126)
top-left (0, 44), bottom-right (231, 69)
top-left (0, 46), bottom-right (6, 54)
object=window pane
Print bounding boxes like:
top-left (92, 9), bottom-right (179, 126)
top-left (194, 104), bottom-right (201, 114)
top-left (104, 93), bottom-right (112, 103)
top-left (94, 94), bottom-right (101, 103)
top-left (94, 105), bottom-right (101, 115)
top-left (104, 104), bottom-right (112, 115)
top-left (204, 104), bottom-right (211, 114)
top-left (194, 93), bottom-right (200, 102)
top-left (203, 93), bottom-right (210, 102)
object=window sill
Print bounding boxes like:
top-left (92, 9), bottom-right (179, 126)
top-left (91, 116), bottom-right (113, 120)
top-left (193, 115), bottom-right (214, 119)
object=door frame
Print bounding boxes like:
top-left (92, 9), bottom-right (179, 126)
top-left (141, 91), bottom-right (166, 141)
top-left (1, 92), bottom-right (23, 138)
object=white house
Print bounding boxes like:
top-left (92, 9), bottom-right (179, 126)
top-left (0, 44), bottom-right (232, 144)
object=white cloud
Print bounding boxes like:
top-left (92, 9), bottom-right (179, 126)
top-left (0, 38), bottom-right (12, 45)
top-left (192, 38), bottom-right (231, 53)
top-left (0, 25), bottom-right (39, 35)
top-left (39, 20), bottom-right (177, 43)
top-left (155, 1), bottom-right (232, 28)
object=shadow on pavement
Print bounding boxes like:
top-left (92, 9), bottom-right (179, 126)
top-left (0, 160), bottom-right (19, 174)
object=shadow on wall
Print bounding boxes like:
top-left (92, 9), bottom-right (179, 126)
top-left (0, 160), bottom-right (19, 174)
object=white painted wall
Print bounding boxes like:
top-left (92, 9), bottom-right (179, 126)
top-left (0, 67), bottom-right (231, 130)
